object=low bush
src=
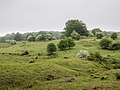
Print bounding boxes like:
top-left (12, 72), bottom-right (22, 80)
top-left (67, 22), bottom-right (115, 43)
top-left (87, 52), bottom-right (102, 62)
top-left (109, 42), bottom-right (120, 50)
top-left (99, 38), bottom-right (112, 49)
top-left (47, 43), bottom-right (57, 55)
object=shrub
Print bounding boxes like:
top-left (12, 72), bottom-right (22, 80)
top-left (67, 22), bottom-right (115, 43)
top-left (96, 32), bottom-right (103, 39)
top-left (87, 52), bottom-right (102, 62)
top-left (57, 39), bottom-right (68, 51)
top-left (27, 35), bottom-right (35, 42)
top-left (111, 32), bottom-right (118, 40)
top-left (99, 38), bottom-right (112, 49)
top-left (109, 42), bottom-right (120, 50)
top-left (47, 43), bottom-right (57, 55)
top-left (35, 34), bottom-right (47, 41)
top-left (66, 38), bottom-right (75, 49)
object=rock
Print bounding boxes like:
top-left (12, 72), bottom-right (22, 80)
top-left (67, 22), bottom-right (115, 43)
top-left (76, 50), bottom-right (89, 58)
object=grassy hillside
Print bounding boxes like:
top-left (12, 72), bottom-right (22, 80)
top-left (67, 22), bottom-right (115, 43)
top-left (0, 38), bottom-right (120, 90)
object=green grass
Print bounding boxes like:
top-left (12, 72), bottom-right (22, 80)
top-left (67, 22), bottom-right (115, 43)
top-left (0, 38), bottom-right (120, 90)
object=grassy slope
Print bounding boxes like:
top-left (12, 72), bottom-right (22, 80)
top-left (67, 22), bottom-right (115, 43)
top-left (0, 38), bottom-right (120, 90)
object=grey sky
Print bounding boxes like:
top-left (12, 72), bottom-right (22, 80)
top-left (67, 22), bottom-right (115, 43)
top-left (0, 0), bottom-right (120, 36)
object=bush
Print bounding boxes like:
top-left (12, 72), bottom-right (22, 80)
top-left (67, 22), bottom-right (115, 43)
top-left (58, 39), bottom-right (68, 51)
top-left (87, 52), bottom-right (102, 62)
top-left (96, 32), bottom-right (103, 39)
top-left (66, 38), bottom-right (75, 49)
top-left (99, 38), bottom-right (112, 49)
top-left (58, 38), bottom-right (75, 50)
top-left (109, 42), bottom-right (120, 50)
top-left (27, 35), bottom-right (35, 42)
top-left (35, 34), bottom-right (47, 41)
top-left (47, 43), bottom-right (57, 55)
top-left (111, 32), bottom-right (118, 40)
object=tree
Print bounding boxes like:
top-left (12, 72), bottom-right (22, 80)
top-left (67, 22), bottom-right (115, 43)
top-left (57, 39), bottom-right (68, 51)
top-left (71, 30), bottom-right (80, 40)
top-left (14, 32), bottom-right (23, 41)
top-left (96, 32), bottom-right (103, 39)
top-left (99, 38), bottom-right (112, 49)
top-left (27, 35), bottom-right (35, 42)
top-left (64, 19), bottom-right (89, 37)
top-left (47, 43), bottom-right (57, 55)
top-left (35, 34), bottom-right (47, 41)
top-left (92, 28), bottom-right (102, 36)
top-left (111, 32), bottom-right (118, 40)
top-left (66, 38), bottom-right (75, 49)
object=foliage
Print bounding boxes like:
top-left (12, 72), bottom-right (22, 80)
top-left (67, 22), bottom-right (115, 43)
top-left (66, 38), bottom-right (75, 49)
top-left (38, 34), bottom-right (46, 41)
top-left (87, 52), bottom-right (102, 62)
top-left (111, 32), bottom-right (118, 40)
top-left (27, 35), bottom-right (35, 42)
top-left (96, 32), bottom-right (104, 39)
top-left (47, 43), bottom-right (57, 55)
top-left (99, 38), bottom-right (112, 49)
top-left (14, 32), bottom-right (23, 41)
top-left (0, 37), bottom-right (5, 43)
top-left (109, 42), bottom-right (120, 50)
top-left (58, 38), bottom-right (75, 50)
top-left (64, 19), bottom-right (89, 37)
top-left (92, 28), bottom-right (102, 36)
top-left (57, 39), bottom-right (68, 51)
top-left (71, 30), bottom-right (80, 40)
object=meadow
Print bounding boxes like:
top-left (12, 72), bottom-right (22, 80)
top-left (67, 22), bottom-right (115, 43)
top-left (0, 37), bottom-right (120, 90)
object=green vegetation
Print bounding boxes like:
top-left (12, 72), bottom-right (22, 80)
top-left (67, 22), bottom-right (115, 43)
top-left (64, 19), bottom-right (89, 36)
top-left (0, 37), bottom-right (120, 90)
top-left (47, 43), bottom-right (57, 55)
top-left (0, 19), bottom-right (120, 90)
top-left (111, 32), bottom-right (118, 40)
top-left (99, 38), bottom-right (112, 49)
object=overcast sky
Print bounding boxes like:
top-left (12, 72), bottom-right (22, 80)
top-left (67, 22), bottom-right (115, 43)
top-left (0, 0), bottom-right (120, 36)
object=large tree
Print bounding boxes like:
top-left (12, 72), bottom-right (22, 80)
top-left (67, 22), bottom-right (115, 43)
top-left (64, 19), bottom-right (89, 37)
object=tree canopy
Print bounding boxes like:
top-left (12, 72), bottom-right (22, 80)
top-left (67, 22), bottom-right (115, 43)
top-left (64, 19), bottom-right (89, 37)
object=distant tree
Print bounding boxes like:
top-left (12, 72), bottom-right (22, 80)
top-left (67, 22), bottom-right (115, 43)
top-left (66, 38), bottom-right (75, 49)
top-left (64, 19), bottom-right (89, 37)
top-left (71, 30), bottom-right (80, 40)
top-left (46, 34), bottom-right (53, 40)
top-left (0, 37), bottom-right (5, 43)
top-left (35, 34), bottom-right (46, 41)
top-left (92, 28), bottom-right (102, 36)
top-left (99, 38), bottom-right (112, 49)
top-left (14, 32), bottom-right (23, 41)
top-left (111, 32), bottom-right (118, 40)
top-left (47, 43), bottom-right (57, 55)
top-left (27, 35), bottom-right (35, 42)
top-left (96, 32), bottom-right (104, 39)
top-left (57, 39), bottom-right (68, 51)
